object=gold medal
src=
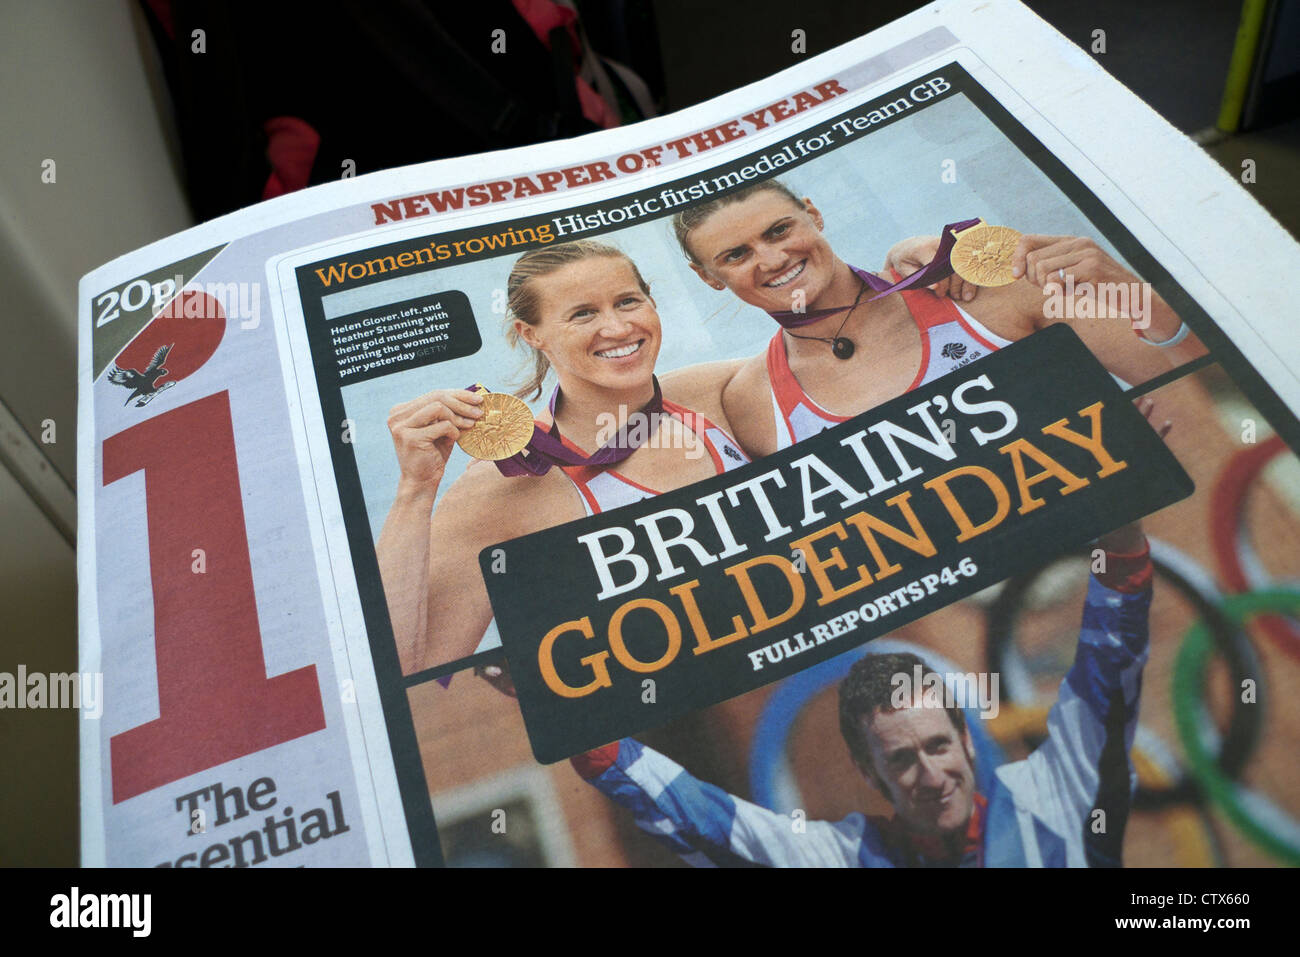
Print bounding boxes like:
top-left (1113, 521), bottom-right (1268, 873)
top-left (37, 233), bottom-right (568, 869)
top-left (950, 223), bottom-right (1022, 287)
top-left (456, 390), bottom-right (535, 461)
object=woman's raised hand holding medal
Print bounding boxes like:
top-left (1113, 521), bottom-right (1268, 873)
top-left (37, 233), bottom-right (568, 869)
top-left (385, 387), bottom-right (485, 492)
top-left (884, 233), bottom-right (983, 302)
top-left (1009, 233), bottom-right (1135, 289)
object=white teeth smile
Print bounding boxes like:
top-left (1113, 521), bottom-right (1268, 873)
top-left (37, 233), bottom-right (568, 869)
top-left (595, 340), bottom-right (642, 359)
top-left (764, 261), bottom-right (806, 287)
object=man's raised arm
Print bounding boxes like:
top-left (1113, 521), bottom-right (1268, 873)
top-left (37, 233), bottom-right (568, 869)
top-left (572, 739), bottom-right (874, 867)
top-left (1010, 520), bottom-right (1155, 867)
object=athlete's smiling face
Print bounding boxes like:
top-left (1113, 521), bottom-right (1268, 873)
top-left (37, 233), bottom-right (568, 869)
top-left (515, 256), bottom-right (661, 394)
top-left (687, 191), bottom-right (838, 314)
top-left (858, 705), bottom-right (977, 840)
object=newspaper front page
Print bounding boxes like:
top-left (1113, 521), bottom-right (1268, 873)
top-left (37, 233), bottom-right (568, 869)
top-left (78, 0), bottom-right (1300, 868)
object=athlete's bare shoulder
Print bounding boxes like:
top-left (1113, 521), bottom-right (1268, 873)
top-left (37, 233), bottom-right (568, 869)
top-left (959, 281), bottom-right (1041, 342)
top-left (722, 351), bottom-right (778, 458)
top-left (436, 458), bottom-right (584, 542)
top-left (660, 358), bottom-right (746, 426)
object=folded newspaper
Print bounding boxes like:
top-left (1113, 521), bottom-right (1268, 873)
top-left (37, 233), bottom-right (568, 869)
top-left (78, 0), bottom-right (1300, 867)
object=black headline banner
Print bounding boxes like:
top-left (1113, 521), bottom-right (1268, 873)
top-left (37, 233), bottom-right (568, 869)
top-left (482, 326), bottom-right (1193, 762)
top-left (328, 290), bottom-right (480, 386)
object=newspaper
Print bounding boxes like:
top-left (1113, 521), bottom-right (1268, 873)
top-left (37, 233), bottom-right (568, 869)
top-left (78, 0), bottom-right (1300, 868)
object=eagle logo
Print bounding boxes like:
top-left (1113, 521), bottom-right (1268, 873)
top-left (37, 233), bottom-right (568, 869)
top-left (107, 343), bottom-right (176, 407)
top-left (940, 341), bottom-right (968, 360)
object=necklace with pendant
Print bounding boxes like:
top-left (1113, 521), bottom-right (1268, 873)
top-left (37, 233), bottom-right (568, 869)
top-left (784, 276), bottom-right (868, 360)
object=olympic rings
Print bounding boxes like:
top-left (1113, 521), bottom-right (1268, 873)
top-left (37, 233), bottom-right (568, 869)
top-left (748, 657), bottom-right (1219, 866)
top-left (1210, 434), bottom-right (1300, 661)
top-left (984, 703), bottom-right (1216, 867)
top-left (1173, 589), bottom-right (1300, 865)
top-left (748, 548), bottom-right (1297, 862)
top-left (984, 537), bottom-right (1264, 810)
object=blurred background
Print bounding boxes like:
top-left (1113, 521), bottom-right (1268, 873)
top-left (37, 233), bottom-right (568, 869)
top-left (1, 0), bottom-right (1296, 866)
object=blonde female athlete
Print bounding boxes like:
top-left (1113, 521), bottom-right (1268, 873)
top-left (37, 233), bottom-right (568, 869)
top-left (376, 240), bottom-right (749, 675)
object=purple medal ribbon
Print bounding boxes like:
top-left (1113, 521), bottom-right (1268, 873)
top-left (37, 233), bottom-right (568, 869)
top-left (467, 378), bottom-right (666, 477)
top-left (769, 218), bottom-right (982, 329)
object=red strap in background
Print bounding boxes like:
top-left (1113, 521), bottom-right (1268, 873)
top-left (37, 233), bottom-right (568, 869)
top-left (142, 0), bottom-right (174, 39)
top-left (262, 116), bottom-right (321, 201)
top-left (511, 0), bottom-right (619, 129)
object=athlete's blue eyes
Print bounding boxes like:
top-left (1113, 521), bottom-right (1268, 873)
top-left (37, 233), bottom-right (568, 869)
top-left (720, 224), bottom-right (790, 264)
top-left (569, 297), bottom-right (641, 321)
